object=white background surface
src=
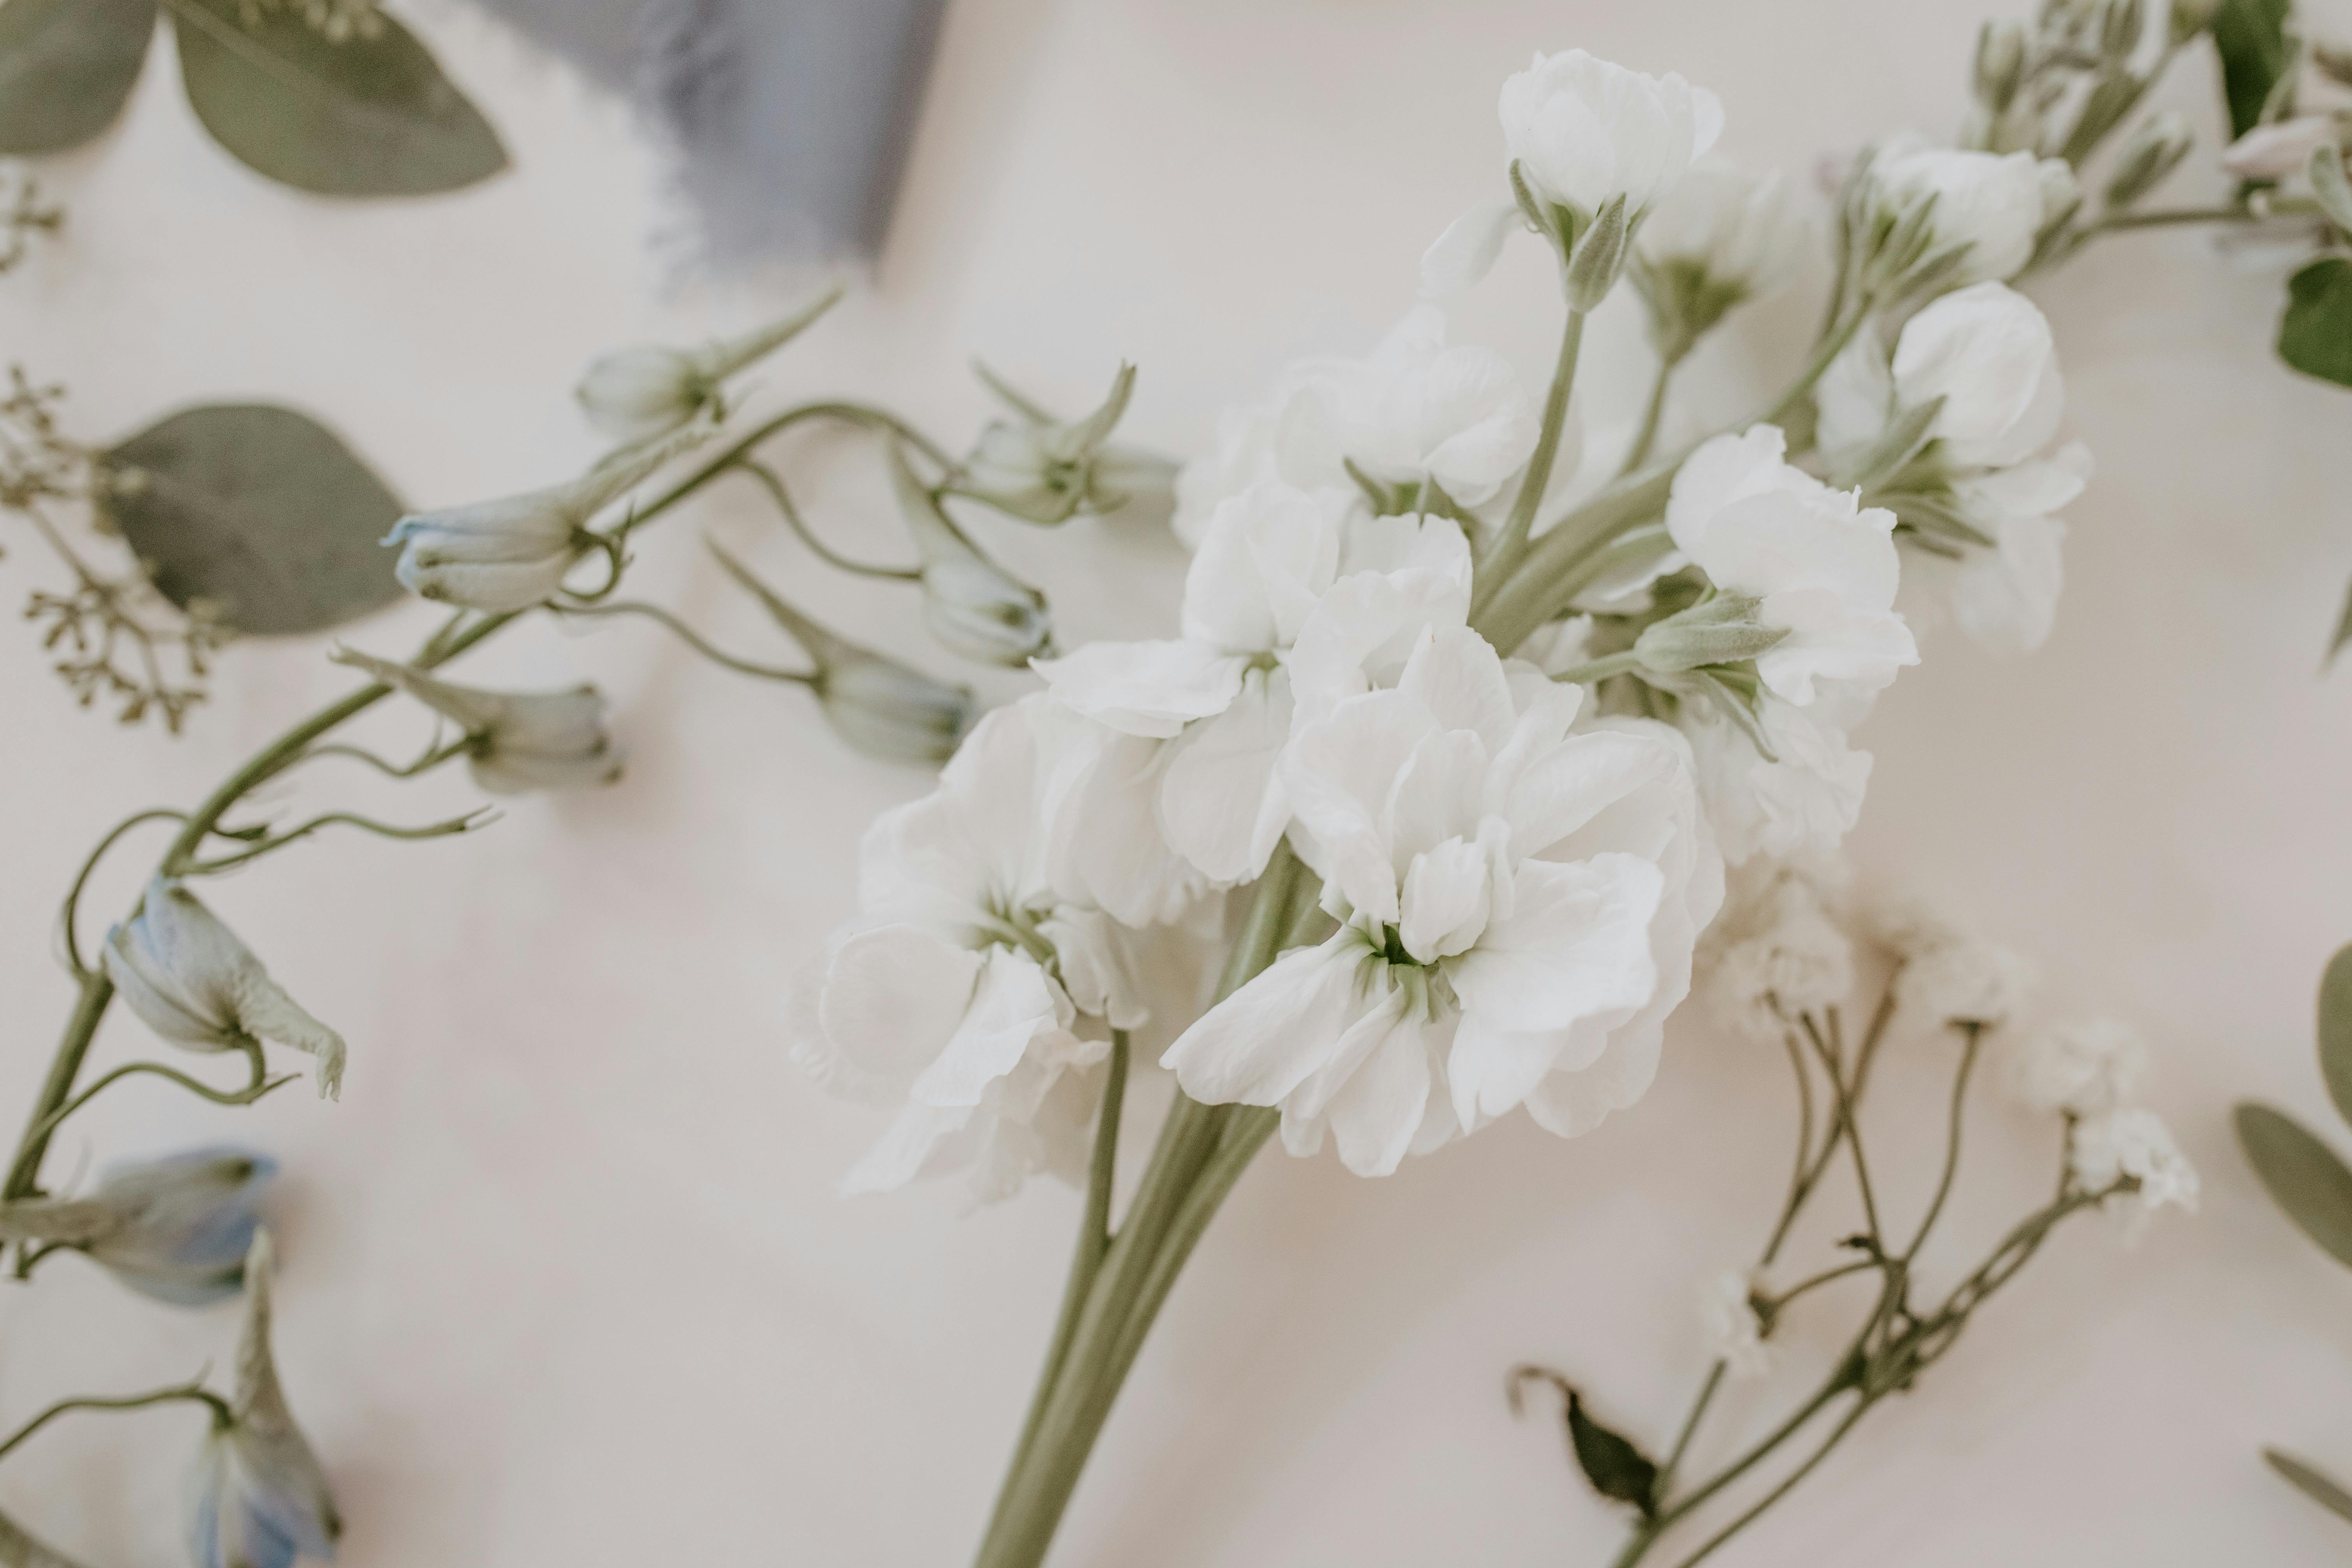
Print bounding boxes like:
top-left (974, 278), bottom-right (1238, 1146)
top-left (5, 1), bottom-right (2352, 1563)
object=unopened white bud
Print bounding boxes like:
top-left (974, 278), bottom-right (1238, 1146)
top-left (332, 648), bottom-right (622, 795)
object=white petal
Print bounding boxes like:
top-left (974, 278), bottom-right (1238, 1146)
top-left (809, 924), bottom-right (983, 1102)
top-left (1158, 669), bottom-right (1295, 884)
top-left (1420, 200), bottom-right (1520, 298)
top-left (909, 948), bottom-right (1075, 1108)
top-left (1162, 937), bottom-right (1367, 1107)
top-left (1035, 640), bottom-right (1247, 738)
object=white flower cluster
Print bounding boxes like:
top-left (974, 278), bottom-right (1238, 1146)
top-left (2009, 1017), bottom-right (2199, 1224)
top-left (786, 47), bottom-right (2100, 1199)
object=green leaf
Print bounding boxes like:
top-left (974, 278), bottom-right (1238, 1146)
top-left (2327, 577), bottom-right (2352, 668)
top-left (0, 0), bottom-right (157, 153)
top-left (1567, 1390), bottom-right (1660, 1519)
top-left (101, 403), bottom-right (405, 635)
top-left (166, 0), bottom-right (506, 197)
top-left (2210, 0), bottom-right (2293, 138)
top-left (2266, 1449), bottom-right (2352, 1525)
top-left (2279, 259), bottom-right (2352, 389)
top-left (2319, 945), bottom-right (2352, 1125)
top-left (2236, 1103), bottom-right (2352, 1270)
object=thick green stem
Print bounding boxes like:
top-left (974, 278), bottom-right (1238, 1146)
top-left (971, 853), bottom-right (1308, 1568)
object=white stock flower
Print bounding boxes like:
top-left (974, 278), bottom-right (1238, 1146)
top-left (1818, 283), bottom-right (2080, 655)
top-left (1859, 134), bottom-right (2068, 285)
top-left (1424, 51), bottom-right (1724, 297)
top-left (1170, 308), bottom-right (1543, 543)
top-left (331, 649), bottom-right (622, 795)
top-left (2071, 1107), bottom-right (2199, 1217)
top-left (2008, 1018), bottom-right (2149, 1118)
top-left (1163, 627), bottom-right (1721, 1174)
top-left (2219, 116), bottom-right (2341, 181)
top-left (1042, 484), bottom-right (1475, 888)
top-left (1698, 1270), bottom-right (1775, 1378)
top-left (1633, 160), bottom-right (1807, 348)
top-left (1684, 689), bottom-right (1874, 866)
top-left (1665, 426), bottom-right (1917, 705)
top-left (104, 880), bottom-right (346, 1099)
top-left (1501, 49), bottom-right (1724, 218)
top-left (383, 435), bottom-right (687, 613)
top-left (787, 700), bottom-right (1145, 1203)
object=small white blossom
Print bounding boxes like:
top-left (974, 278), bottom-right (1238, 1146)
top-left (2071, 1107), bottom-right (2199, 1218)
top-left (1683, 688), bottom-right (1875, 866)
top-left (1500, 49), bottom-right (1724, 219)
top-left (1857, 134), bottom-right (2070, 285)
top-left (333, 648), bottom-right (621, 795)
top-left (787, 699), bottom-right (1146, 1203)
top-left (185, 1231), bottom-right (342, 1568)
top-left (1704, 871), bottom-right (1856, 1042)
top-left (1424, 51), bottom-right (1724, 298)
top-left (1883, 906), bottom-right (2030, 1030)
top-left (1665, 425), bottom-right (1918, 705)
top-left (104, 880), bottom-right (346, 1099)
top-left (1632, 160), bottom-right (1807, 352)
top-left (1170, 308), bottom-right (1543, 543)
top-left (2008, 1017), bottom-right (2149, 1118)
top-left (1698, 1269), bottom-right (1776, 1379)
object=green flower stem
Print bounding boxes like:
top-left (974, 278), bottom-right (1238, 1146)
top-left (987, 1032), bottom-right (1129, 1539)
top-left (56, 809), bottom-right (187, 979)
top-left (0, 1384), bottom-right (230, 1466)
top-left (1662, 1402), bottom-right (1870, 1568)
top-left (24, 1059), bottom-right (298, 1154)
top-left (973, 851), bottom-right (1310, 1568)
top-left (554, 601), bottom-right (815, 686)
top-left (1900, 1025), bottom-right (1982, 1262)
top-left (1619, 352), bottom-right (1681, 478)
top-left (736, 458), bottom-right (922, 582)
top-left (1476, 306), bottom-right (1587, 608)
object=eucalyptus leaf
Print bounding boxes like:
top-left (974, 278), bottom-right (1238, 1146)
top-left (2279, 259), bottom-right (2352, 389)
top-left (2266, 1449), bottom-right (2352, 1526)
top-left (2210, 0), bottom-right (2293, 138)
top-left (2319, 944), bottom-right (2352, 1126)
top-left (101, 403), bottom-right (404, 635)
top-left (2328, 577), bottom-right (2352, 669)
top-left (166, 0), bottom-right (506, 197)
top-left (2236, 1102), bottom-right (2352, 1270)
top-left (0, 0), bottom-right (157, 153)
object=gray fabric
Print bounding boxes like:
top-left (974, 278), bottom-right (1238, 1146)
top-left (466, 0), bottom-right (946, 263)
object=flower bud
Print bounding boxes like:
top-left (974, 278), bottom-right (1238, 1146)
top-left (2220, 116), bottom-right (2342, 181)
top-left (1973, 18), bottom-right (2029, 113)
top-left (1633, 593), bottom-right (1789, 673)
top-left (104, 880), bottom-right (347, 1099)
top-left (383, 433), bottom-right (691, 613)
top-left (706, 541), bottom-right (976, 766)
top-left (886, 440), bottom-right (1051, 666)
top-left (958, 363), bottom-right (1159, 525)
top-left (574, 285), bottom-right (843, 447)
top-left (1563, 191), bottom-right (1633, 312)
top-left (0, 1147), bottom-right (275, 1305)
top-left (185, 1230), bottom-right (342, 1568)
top-left (331, 648), bottom-right (622, 795)
top-left (2104, 112), bottom-right (2194, 206)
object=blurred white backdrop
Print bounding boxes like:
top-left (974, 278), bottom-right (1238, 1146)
top-left (4, 1), bottom-right (2352, 1563)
